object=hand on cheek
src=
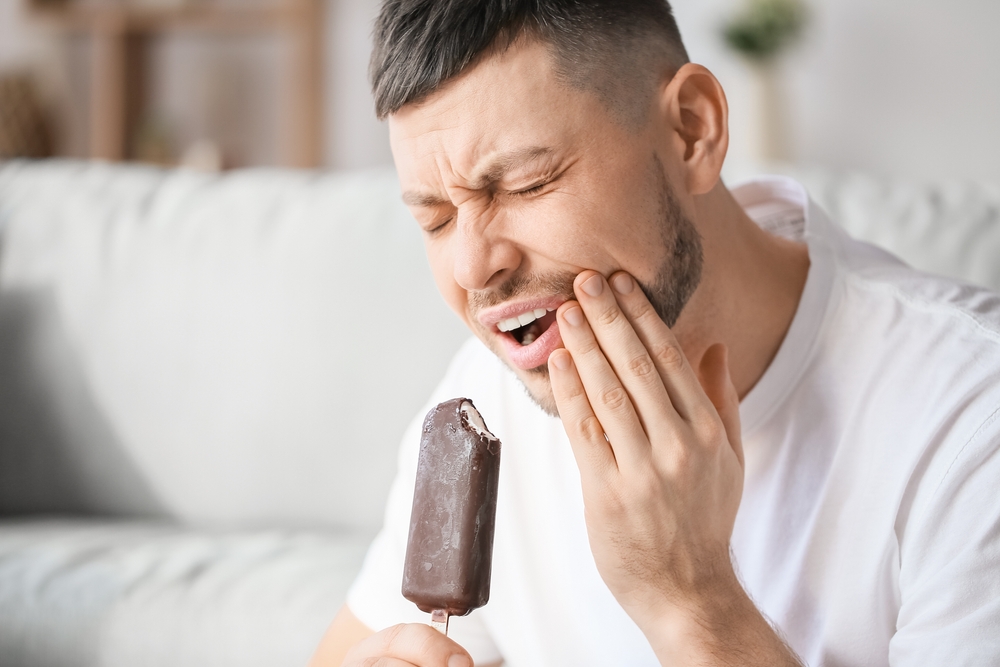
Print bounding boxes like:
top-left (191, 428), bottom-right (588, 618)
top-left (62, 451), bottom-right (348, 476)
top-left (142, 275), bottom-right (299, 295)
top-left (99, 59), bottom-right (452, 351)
top-left (547, 270), bottom-right (745, 633)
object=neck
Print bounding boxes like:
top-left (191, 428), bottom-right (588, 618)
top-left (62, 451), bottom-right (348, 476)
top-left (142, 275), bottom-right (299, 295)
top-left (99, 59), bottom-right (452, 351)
top-left (674, 182), bottom-right (810, 400)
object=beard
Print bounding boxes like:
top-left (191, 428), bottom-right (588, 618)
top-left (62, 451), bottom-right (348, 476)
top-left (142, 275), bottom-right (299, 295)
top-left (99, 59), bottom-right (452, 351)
top-left (469, 155), bottom-right (704, 417)
top-left (636, 155), bottom-right (705, 329)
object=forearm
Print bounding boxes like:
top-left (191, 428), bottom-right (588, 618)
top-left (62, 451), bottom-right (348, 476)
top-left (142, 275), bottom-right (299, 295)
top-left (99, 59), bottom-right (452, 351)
top-left (644, 571), bottom-right (803, 667)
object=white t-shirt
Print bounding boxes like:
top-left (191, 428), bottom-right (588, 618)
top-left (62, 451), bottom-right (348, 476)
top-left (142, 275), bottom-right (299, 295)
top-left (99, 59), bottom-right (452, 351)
top-left (347, 177), bottom-right (1000, 666)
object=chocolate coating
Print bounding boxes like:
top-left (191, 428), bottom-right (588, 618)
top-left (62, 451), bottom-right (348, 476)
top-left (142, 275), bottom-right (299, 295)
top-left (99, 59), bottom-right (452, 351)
top-left (401, 397), bottom-right (501, 616)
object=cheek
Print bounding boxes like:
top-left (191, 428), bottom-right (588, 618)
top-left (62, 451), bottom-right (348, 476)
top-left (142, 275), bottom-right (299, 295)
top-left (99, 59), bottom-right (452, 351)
top-left (573, 185), bottom-right (664, 271)
top-left (511, 194), bottom-right (597, 264)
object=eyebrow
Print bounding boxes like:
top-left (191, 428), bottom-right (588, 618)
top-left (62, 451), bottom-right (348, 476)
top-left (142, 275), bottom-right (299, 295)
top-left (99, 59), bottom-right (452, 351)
top-left (402, 191), bottom-right (449, 207)
top-left (471, 145), bottom-right (553, 189)
top-left (401, 145), bottom-right (553, 208)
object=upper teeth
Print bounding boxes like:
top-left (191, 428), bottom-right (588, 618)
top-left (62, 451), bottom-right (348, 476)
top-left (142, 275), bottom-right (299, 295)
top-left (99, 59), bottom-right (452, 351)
top-left (497, 308), bottom-right (554, 333)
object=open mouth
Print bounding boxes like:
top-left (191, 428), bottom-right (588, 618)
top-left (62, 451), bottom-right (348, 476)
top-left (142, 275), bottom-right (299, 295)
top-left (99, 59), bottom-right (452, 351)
top-left (480, 298), bottom-right (566, 371)
top-left (497, 308), bottom-right (558, 346)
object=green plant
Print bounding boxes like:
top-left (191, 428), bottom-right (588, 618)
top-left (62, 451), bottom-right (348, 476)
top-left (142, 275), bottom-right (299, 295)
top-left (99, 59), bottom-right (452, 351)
top-left (722, 0), bottom-right (807, 62)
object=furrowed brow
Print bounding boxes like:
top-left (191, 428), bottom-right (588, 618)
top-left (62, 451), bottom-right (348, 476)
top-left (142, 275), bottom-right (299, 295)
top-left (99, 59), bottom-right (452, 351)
top-left (401, 191), bottom-right (449, 207)
top-left (400, 146), bottom-right (554, 207)
top-left (472, 146), bottom-right (553, 189)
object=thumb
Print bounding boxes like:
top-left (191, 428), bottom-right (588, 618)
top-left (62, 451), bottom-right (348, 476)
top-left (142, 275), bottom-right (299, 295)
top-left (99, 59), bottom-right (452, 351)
top-left (698, 344), bottom-right (743, 469)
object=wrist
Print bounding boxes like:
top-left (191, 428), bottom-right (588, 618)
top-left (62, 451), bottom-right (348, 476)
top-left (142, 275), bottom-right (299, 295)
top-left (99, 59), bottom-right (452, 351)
top-left (641, 562), bottom-right (746, 654)
top-left (639, 565), bottom-right (801, 667)
top-left (633, 543), bottom-right (740, 632)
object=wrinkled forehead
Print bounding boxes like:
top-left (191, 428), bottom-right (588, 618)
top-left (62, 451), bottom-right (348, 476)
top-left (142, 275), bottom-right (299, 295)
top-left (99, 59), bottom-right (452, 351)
top-left (387, 39), bottom-right (603, 190)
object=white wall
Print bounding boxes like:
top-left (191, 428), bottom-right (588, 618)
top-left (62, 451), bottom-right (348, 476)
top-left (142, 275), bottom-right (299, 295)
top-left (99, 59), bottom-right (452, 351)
top-left (674, 0), bottom-right (1000, 184)
top-left (791, 0), bottom-right (1000, 183)
top-left (324, 0), bottom-right (392, 169)
top-left (2, 0), bottom-right (998, 182)
top-left (317, 0), bottom-right (1000, 182)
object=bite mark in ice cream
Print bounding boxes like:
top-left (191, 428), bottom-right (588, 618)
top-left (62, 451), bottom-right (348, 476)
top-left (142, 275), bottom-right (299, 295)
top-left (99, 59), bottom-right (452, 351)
top-left (401, 398), bottom-right (502, 633)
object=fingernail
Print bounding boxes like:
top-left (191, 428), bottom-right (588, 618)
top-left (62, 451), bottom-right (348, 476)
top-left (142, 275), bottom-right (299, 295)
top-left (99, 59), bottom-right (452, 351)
top-left (612, 274), bottom-right (634, 294)
top-left (581, 274), bottom-right (604, 297)
top-left (549, 350), bottom-right (571, 371)
top-left (448, 655), bottom-right (472, 667)
top-left (563, 306), bottom-right (584, 327)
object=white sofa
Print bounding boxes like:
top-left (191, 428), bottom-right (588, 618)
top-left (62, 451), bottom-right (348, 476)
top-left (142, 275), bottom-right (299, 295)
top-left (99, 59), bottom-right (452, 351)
top-left (0, 159), bottom-right (998, 667)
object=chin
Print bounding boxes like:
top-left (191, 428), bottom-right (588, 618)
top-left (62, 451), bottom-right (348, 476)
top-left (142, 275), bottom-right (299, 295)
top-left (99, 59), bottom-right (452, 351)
top-left (515, 364), bottom-right (561, 418)
top-left (471, 322), bottom-right (562, 417)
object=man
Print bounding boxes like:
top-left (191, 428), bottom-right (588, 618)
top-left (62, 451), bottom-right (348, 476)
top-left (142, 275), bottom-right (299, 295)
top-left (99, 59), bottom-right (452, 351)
top-left (311, 1), bottom-right (1000, 665)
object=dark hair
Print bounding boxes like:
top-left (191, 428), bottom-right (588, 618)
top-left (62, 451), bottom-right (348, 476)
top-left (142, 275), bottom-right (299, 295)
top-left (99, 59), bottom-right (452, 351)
top-left (370, 0), bottom-right (690, 123)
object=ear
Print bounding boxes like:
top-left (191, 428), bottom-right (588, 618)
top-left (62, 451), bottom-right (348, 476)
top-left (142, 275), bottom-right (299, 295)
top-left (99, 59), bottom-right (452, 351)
top-left (659, 64), bottom-right (729, 196)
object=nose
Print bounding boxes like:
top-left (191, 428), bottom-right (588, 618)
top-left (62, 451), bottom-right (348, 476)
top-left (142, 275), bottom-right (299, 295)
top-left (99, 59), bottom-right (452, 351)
top-left (451, 208), bottom-right (520, 291)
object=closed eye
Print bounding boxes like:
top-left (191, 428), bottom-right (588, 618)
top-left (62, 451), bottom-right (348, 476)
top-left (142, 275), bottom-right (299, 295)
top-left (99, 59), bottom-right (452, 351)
top-left (509, 181), bottom-right (549, 198)
top-left (425, 217), bottom-right (453, 237)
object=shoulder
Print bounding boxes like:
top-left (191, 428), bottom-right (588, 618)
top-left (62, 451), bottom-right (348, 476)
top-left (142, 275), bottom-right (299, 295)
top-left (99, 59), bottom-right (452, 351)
top-left (834, 244), bottom-right (1000, 420)
top-left (826, 237), bottom-right (1000, 507)
top-left (826, 230), bottom-right (1000, 386)
top-left (840, 239), bottom-right (1000, 344)
top-left (792, 226), bottom-right (1000, 482)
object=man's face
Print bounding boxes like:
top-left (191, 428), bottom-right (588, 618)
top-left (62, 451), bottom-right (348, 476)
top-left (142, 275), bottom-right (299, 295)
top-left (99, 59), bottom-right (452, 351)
top-left (389, 39), bottom-right (702, 414)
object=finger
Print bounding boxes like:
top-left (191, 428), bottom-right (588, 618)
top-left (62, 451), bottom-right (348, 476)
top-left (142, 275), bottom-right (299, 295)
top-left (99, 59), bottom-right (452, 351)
top-left (345, 623), bottom-right (472, 667)
top-left (608, 272), bottom-right (715, 424)
top-left (573, 271), bottom-right (680, 435)
top-left (555, 299), bottom-right (651, 473)
top-left (698, 344), bottom-right (744, 469)
top-left (345, 659), bottom-right (417, 667)
top-left (548, 347), bottom-right (619, 482)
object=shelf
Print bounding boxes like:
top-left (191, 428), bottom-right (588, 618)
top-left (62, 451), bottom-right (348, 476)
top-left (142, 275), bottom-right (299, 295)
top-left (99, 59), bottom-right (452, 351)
top-left (31, 2), bottom-right (310, 34)
top-left (25, 0), bottom-right (323, 167)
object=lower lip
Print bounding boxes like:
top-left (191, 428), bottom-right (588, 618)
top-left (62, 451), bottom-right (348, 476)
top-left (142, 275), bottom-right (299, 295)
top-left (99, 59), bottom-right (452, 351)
top-left (499, 318), bottom-right (563, 371)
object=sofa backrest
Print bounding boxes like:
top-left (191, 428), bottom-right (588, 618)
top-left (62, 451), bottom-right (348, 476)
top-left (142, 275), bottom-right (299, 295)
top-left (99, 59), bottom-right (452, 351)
top-left (0, 160), bottom-right (469, 530)
top-left (774, 165), bottom-right (1000, 293)
top-left (0, 160), bottom-right (998, 531)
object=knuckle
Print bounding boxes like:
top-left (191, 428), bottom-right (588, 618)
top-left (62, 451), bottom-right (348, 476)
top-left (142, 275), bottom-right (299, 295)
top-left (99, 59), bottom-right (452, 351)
top-left (575, 336), bottom-right (601, 357)
top-left (414, 630), bottom-right (439, 659)
top-left (374, 624), bottom-right (405, 652)
top-left (700, 419), bottom-right (727, 450)
top-left (599, 385), bottom-right (630, 412)
top-left (660, 443), bottom-right (691, 477)
top-left (632, 300), bottom-right (661, 325)
top-left (596, 304), bottom-right (623, 328)
top-left (653, 342), bottom-right (685, 371)
top-left (670, 452), bottom-right (691, 477)
top-left (562, 378), bottom-right (589, 402)
top-left (579, 414), bottom-right (606, 443)
top-left (627, 354), bottom-right (656, 379)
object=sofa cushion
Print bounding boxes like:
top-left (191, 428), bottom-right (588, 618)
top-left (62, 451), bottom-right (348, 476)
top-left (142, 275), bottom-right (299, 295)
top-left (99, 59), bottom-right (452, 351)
top-left (0, 519), bottom-right (369, 667)
top-left (0, 160), bottom-right (469, 529)
top-left (733, 164), bottom-right (1000, 293)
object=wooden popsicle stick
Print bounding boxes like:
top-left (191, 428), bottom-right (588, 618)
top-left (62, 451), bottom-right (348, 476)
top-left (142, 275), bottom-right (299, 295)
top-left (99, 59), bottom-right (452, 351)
top-left (430, 609), bottom-right (450, 636)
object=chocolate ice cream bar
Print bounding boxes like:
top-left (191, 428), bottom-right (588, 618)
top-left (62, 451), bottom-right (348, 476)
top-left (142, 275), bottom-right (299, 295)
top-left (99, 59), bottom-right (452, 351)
top-left (402, 398), bottom-right (501, 634)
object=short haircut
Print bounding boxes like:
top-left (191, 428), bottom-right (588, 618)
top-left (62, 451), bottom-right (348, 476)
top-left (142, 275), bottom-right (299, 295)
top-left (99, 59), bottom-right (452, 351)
top-left (370, 0), bottom-right (690, 125)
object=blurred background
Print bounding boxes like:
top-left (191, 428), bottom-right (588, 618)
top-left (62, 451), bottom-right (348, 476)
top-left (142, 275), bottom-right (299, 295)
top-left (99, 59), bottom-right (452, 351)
top-left (1, 0), bottom-right (998, 181)
top-left (1, 4), bottom-right (998, 665)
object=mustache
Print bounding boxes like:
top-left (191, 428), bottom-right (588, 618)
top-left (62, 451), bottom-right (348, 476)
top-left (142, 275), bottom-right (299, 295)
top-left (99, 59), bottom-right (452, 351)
top-left (468, 271), bottom-right (578, 312)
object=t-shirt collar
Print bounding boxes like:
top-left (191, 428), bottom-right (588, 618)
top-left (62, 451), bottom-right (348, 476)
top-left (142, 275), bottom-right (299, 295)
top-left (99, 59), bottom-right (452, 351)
top-left (730, 176), bottom-right (841, 438)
